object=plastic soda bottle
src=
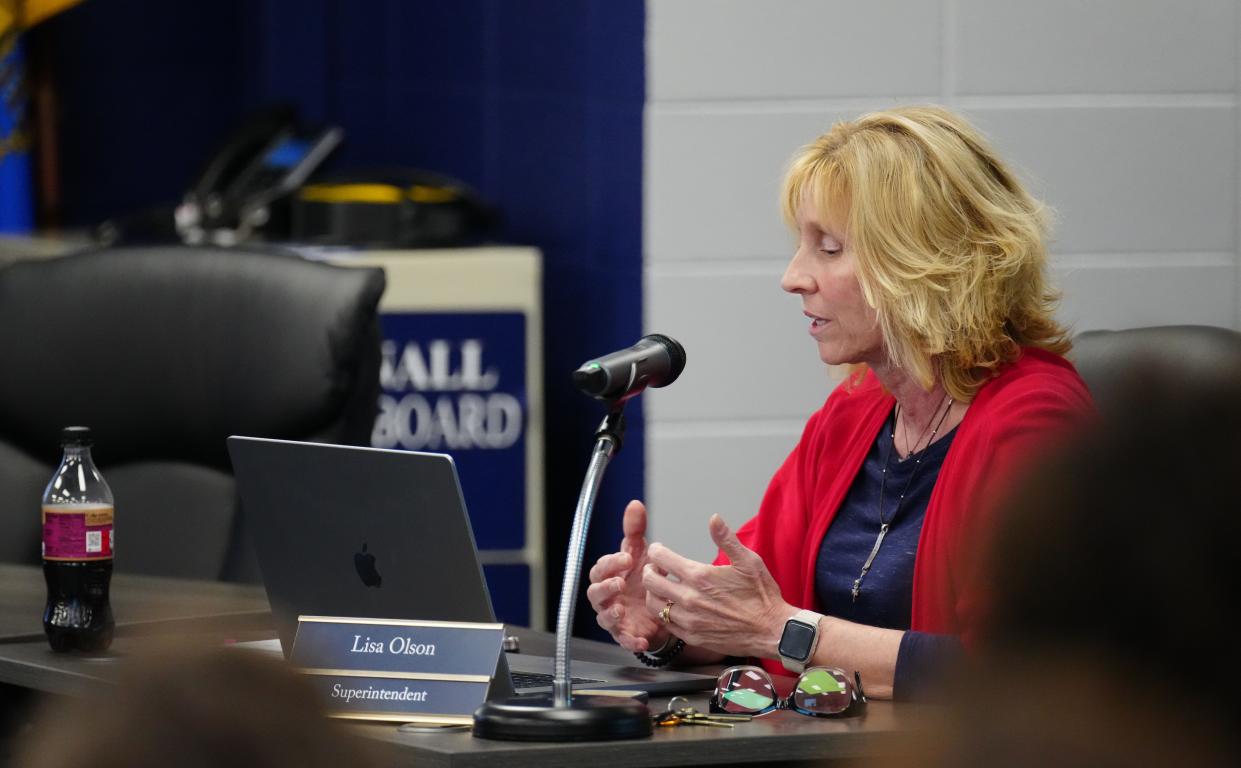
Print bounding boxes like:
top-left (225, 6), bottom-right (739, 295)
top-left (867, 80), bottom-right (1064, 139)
top-left (41, 426), bottom-right (115, 652)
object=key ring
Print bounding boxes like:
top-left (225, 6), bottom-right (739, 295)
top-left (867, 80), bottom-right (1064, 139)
top-left (665, 695), bottom-right (691, 715)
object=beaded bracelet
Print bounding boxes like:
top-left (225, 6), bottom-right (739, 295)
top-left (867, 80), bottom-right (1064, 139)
top-left (634, 636), bottom-right (685, 667)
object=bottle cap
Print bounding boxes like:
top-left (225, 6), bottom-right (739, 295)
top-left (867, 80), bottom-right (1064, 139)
top-left (60, 426), bottom-right (94, 447)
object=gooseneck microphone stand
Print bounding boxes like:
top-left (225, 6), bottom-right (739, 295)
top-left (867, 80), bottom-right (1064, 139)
top-left (552, 406), bottom-right (627, 706)
top-left (473, 403), bottom-right (650, 741)
top-left (474, 335), bottom-right (684, 741)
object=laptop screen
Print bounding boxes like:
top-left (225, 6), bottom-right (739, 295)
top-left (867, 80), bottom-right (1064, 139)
top-left (227, 437), bottom-right (498, 655)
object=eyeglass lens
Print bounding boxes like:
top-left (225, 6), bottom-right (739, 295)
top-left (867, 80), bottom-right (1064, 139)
top-left (714, 666), bottom-right (777, 714)
top-left (791, 668), bottom-right (852, 715)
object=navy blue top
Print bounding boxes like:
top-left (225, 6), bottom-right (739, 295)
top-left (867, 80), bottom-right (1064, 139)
top-left (814, 409), bottom-right (963, 701)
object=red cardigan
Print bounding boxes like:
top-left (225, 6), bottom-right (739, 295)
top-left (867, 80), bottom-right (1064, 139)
top-left (717, 348), bottom-right (1093, 675)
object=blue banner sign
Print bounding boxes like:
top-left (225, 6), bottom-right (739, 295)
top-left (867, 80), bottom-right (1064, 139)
top-left (372, 312), bottom-right (526, 552)
top-left (291, 616), bottom-right (504, 723)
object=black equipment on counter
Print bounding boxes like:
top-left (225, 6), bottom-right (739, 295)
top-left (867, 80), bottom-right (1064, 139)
top-left (291, 168), bottom-right (497, 248)
top-left (96, 107), bottom-right (342, 247)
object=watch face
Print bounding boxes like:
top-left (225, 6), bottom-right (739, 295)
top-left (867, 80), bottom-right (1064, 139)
top-left (779, 620), bottom-right (816, 661)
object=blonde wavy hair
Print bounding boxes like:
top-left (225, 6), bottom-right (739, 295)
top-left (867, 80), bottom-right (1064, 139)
top-left (782, 105), bottom-right (1070, 402)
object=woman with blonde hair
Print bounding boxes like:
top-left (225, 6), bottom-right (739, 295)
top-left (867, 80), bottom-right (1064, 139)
top-left (587, 106), bottom-right (1093, 701)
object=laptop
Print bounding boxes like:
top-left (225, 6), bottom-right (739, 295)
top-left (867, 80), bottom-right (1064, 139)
top-left (226, 436), bottom-right (714, 697)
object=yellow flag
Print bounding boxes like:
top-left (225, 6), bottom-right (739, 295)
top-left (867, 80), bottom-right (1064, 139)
top-left (1, 0), bottom-right (85, 35)
top-left (1, 4), bottom-right (16, 39)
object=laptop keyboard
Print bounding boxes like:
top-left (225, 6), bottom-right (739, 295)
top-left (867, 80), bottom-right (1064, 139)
top-left (511, 671), bottom-right (605, 689)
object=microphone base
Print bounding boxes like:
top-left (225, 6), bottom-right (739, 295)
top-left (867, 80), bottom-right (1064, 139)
top-left (472, 694), bottom-right (652, 742)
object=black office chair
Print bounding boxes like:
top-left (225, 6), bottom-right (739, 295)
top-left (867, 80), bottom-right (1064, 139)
top-left (0, 246), bottom-right (385, 581)
top-left (1072, 325), bottom-right (1241, 411)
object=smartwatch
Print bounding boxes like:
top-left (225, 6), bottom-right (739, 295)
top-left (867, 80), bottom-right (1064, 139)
top-left (778, 609), bottom-right (824, 674)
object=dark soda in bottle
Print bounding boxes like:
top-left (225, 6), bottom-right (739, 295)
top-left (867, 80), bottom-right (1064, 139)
top-left (42, 426), bottom-right (115, 652)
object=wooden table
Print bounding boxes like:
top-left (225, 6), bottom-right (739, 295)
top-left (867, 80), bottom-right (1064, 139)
top-left (0, 563), bottom-right (271, 642)
top-left (0, 563), bottom-right (272, 695)
top-left (0, 565), bottom-right (936, 767)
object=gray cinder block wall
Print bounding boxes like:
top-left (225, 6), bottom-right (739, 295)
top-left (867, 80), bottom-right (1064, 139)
top-left (643, 0), bottom-right (1240, 561)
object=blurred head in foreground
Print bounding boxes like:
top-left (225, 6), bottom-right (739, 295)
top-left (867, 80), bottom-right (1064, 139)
top-left (914, 363), bottom-right (1240, 767)
top-left (16, 645), bottom-right (377, 768)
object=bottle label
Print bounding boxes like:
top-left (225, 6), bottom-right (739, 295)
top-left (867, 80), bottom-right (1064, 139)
top-left (42, 505), bottom-right (114, 561)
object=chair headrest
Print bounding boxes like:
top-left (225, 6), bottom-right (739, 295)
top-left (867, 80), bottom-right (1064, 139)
top-left (0, 246), bottom-right (385, 468)
top-left (1073, 325), bottom-right (1241, 409)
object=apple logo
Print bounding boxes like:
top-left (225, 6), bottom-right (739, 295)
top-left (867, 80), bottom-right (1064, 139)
top-left (354, 542), bottom-right (382, 587)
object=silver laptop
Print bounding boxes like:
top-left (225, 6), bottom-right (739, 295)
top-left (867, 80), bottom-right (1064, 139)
top-left (226, 436), bottom-right (713, 697)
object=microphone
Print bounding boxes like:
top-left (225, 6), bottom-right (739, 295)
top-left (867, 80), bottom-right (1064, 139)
top-left (573, 334), bottom-right (686, 401)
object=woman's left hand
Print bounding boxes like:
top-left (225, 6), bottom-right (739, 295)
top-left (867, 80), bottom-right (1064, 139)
top-left (642, 514), bottom-right (796, 659)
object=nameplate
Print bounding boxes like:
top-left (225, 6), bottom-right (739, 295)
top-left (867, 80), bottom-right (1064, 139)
top-left (306, 674), bottom-right (493, 723)
top-left (290, 616), bottom-right (504, 723)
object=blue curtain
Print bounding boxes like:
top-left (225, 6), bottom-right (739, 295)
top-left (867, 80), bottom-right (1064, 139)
top-left (0, 37), bottom-right (33, 233)
top-left (38, 0), bottom-right (646, 637)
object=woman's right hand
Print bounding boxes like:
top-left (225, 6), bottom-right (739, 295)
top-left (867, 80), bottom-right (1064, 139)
top-left (586, 500), bottom-right (668, 652)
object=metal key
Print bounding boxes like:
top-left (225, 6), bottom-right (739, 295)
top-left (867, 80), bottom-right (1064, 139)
top-left (684, 711), bottom-right (752, 723)
top-left (678, 708), bottom-right (748, 727)
top-left (654, 700), bottom-right (736, 729)
top-left (664, 713), bottom-right (734, 728)
top-left (684, 717), bottom-right (737, 728)
top-left (672, 703), bottom-right (746, 727)
top-left (670, 698), bottom-right (752, 723)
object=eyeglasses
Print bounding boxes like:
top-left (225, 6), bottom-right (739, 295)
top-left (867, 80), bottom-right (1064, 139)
top-left (709, 665), bottom-right (867, 718)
